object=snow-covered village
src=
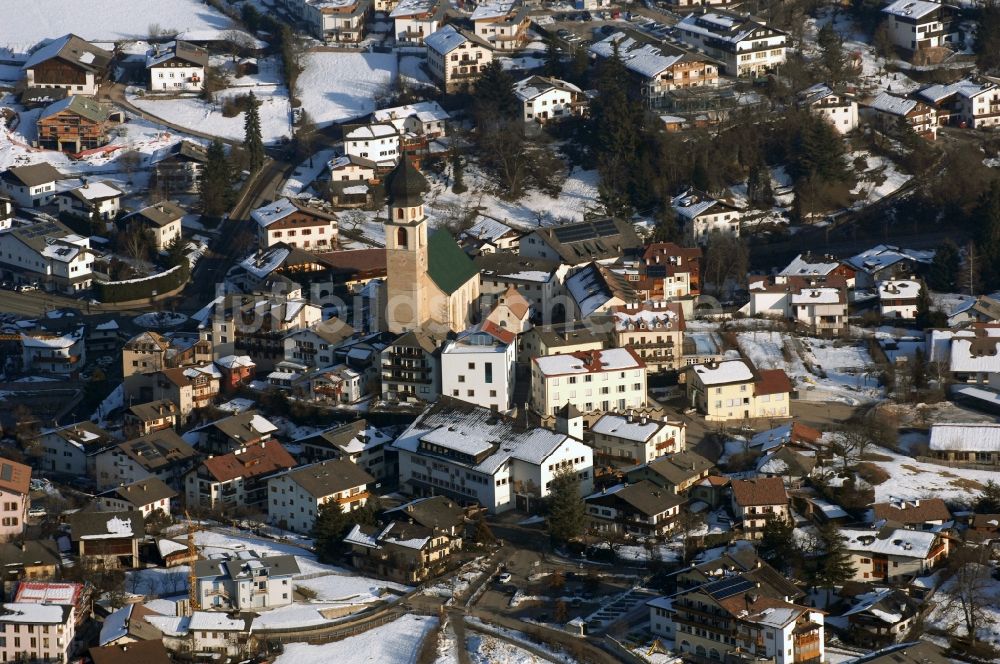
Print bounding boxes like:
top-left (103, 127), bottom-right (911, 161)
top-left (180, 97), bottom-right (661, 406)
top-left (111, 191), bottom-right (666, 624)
top-left (0, 0), bottom-right (1000, 662)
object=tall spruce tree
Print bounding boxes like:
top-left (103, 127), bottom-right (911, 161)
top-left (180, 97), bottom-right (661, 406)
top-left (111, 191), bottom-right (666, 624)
top-left (547, 469), bottom-right (586, 545)
top-left (199, 138), bottom-right (234, 218)
top-left (928, 239), bottom-right (959, 292)
top-left (473, 61), bottom-right (519, 123)
top-left (591, 43), bottom-right (642, 217)
top-left (243, 91), bottom-right (265, 173)
top-left (815, 521), bottom-right (855, 590)
top-left (758, 514), bottom-right (798, 572)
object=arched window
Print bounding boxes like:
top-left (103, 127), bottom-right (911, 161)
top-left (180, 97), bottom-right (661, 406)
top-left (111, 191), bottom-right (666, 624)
top-left (396, 208), bottom-right (404, 220)
top-left (710, 649), bottom-right (721, 661)
top-left (695, 646), bottom-right (706, 658)
top-left (397, 227), bottom-right (408, 248)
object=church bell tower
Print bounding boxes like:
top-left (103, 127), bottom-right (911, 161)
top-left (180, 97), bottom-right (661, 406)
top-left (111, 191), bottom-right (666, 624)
top-left (384, 158), bottom-right (430, 334)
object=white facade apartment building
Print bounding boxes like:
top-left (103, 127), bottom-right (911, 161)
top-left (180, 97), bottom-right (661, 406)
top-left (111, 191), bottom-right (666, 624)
top-left (393, 397), bottom-right (594, 513)
top-left (267, 459), bottom-right (375, 534)
top-left (513, 75), bottom-right (584, 124)
top-left (441, 321), bottom-right (517, 412)
top-left (425, 25), bottom-right (494, 93)
top-left (250, 198), bottom-right (339, 250)
top-left (840, 528), bottom-right (947, 583)
top-left (55, 180), bottom-right (123, 221)
top-left (919, 79), bottom-right (1000, 129)
top-left (373, 101), bottom-right (450, 139)
top-left (146, 41), bottom-right (208, 92)
top-left (471, 0), bottom-right (529, 51)
top-left (868, 92), bottom-right (938, 140)
top-left (343, 123), bottom-right (401, 168)
top-left (674, 11), bottom-right (786, 77)
top-left (531, 347), bottom-right (648, 419)
top-left (613, 302), bottom-right (686, 372)
top-left (590, 412), bottom-right (686, 467)
top-left (296, 0), bottom-right (371, 42)
top-left (21, 328), bottom-right (87, 376)
top-left (878, 279), bottom-right (922, 319)
top-left (671, 189), bottom-right (741, 245)
top-left (0, 219), bottom-right (94, 293)
top-left (799, 83), bottom-right (859, 134)
top-left (0, 163), bottom-right (64, 208)
top-left (38, 421), bottom-right (113, 476)
top-left (194, 551), bottom-right (299, 610)
top-left (0, 603), bottom-right (74, 664)
top-left (390, 0), bottom-right (443, 45)
top-left (881, 0), bottom-right (955, 52)
top-left (686, 359), bottom-right (792, 422)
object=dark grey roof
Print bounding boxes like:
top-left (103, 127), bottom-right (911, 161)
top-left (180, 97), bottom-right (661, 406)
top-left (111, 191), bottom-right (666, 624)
top-left (283, 459), bottom-right (374, 498)
top-left (386, 158), bottom-right (427, 207)
top-left (2, 162), bottom-right (65, 188)
top-left (383, 495), bottom-right (466, 530)
top-left (588, 479), bottom-right (684, 516)
top-left (849, 642), bottom-right (949, 664)
top-left (627, 450), bottom-right (713, 486)
top-left (97, 477), bottom-right (177, 507)
top-left (193, 553), bottom-right (300, 579)
top-left (69, 510), bottom-right (144, 541)
top-left (0, 540), bottom-right (61, 568)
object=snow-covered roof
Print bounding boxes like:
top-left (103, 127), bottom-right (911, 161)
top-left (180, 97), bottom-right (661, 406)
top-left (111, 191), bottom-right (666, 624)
top-left (344, 523), bottom-right (380, 549)
top-left (613, 306), bottom-right (681, 331)
top-left (345, 122), bottom-right (398, 140)
top-left (790, 288), bottom-right (843, 305)
top-left (145, 615), bottom-right (189, 636)
top-left (63, 181), bottom-right (123, 202)
top-left (424, 25), bottom-right (479, 55)
top-left (372, 100), bottom-right (450, 124)
top-left (929, 423), bottom-right (1000, 452)
top-left (779, 253), bottom-right (842, 278)
top-left (672, 189), bottom-right (733, 220)
top-left (0, 602), bottom-right (69, 625)
top-left (251, 198), bottom-right (297, 228)
top-left (882, 0), bottom-right (942, 20)
top-left (846, 244), bottom-right (934, 273)
top-left (690, 359), bottom-right (754, 385)
top-left (79, 515), bottom-right (134, 540)
top-left (840, 528), bottom-right (937, 559)
top-left (675, 11), bottom-right (777, 45)
top-left (868, 92), bottom-right (922, 117)
top-left (239, 246), bottom-right (291, 278)
top-left (392, 398), bottom-right (591, 476)
top-left (99, 605), bottom-right (131, 645)
top-left (20, 332), bottom-right (79, 349)
top-left (878, 279), bottom-right (921, 301)
top-left (463, 216), bottom-right (517, 243)
top-left (513, 75), bottom-right (582, 102)
top-left (534, 347), bottom-right (643, 376)
top-left (390, 0), bottom-right (438, 17)
top-left (949, 337), bottom-right (1000, 373)
top-left (188, 611), bottom-right (246, 631)
top-left (471, 0), bottom-right (517, 21)
top-left (918, 79), bottom-right (996, 104)
top-left (590, 413), bottom-right (672, 442)
top-left (590, 33), bottom-right (690, 79)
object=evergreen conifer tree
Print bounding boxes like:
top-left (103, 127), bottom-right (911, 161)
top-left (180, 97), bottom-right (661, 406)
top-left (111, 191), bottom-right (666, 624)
top-left (243, 91), bottom-right (265, 173)
top-left (546, 469), bottom-right (586, 545)
top-left (199, 138), bottom-right (234, 218)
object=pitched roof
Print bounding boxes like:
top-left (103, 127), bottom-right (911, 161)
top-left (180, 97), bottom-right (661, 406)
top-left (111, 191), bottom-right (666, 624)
top-left (131, 201), bottom-right (186, 228)
top-left (127, 399), bottom-right (179, 422)
top-left (491, 285), bottom-right (531, 320)
top-left (90, 634), bottom-right (172, 664)
top-left (23, 34), bottom-right (112, 72)
top-left (872, 498), bottom-right (951, 525)
top-left (97, 477), bottom-right (176, 507)
top-left (39, 95), bottom-right (110, 123)
top-left (631, 450), bottom-right (713, 485)
top-left (428, 229), bottom-right (479, 295)
top-left (587, 479), bottom-right (684, 516)
top-left (0, 540), bottom-right (60, 568)
top-left (532, 217), bottom-right (643, 264)
top-left (146, 40), bottom-right (209, 69)
top-left (424, 24), bottom-right (490, 54)
top-left (113, 430), bottom-right (198, 471)
top-left (200, 441), bottom-right (297, 483)
top-left (0, 458), bottom-right (31, 496)
top-left (2, 162), bottom-right (64, 188)
top-left (383, 495), bottom-right (467, 530)
top-left (730, 477), bottom-right (788, 507)
top-left (280, 459), bottom-right (374, 498)
top-left (754, 369), bottom-right (793, 396)
top-left (386, 158), bottom-right (428, 207)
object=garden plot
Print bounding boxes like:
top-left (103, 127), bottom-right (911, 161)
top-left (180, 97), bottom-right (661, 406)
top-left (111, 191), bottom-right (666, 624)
top-left (867, 446), bottom-right (997, 505)
top-left (131, 89), bottom-right (292, 143)
top-left (736, 331), bottom-right (882, 405)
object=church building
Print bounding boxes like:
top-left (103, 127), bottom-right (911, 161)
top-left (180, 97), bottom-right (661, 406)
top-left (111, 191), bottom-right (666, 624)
top-left (383, 159), bottom-right (480, 334)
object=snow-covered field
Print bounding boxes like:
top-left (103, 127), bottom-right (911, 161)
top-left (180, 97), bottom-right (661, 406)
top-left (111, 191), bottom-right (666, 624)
top-left (868, 446), bottom-right (996, 505)
top-left (467, 632), bottom-right (544, 664)
top-left (275, 615), bottom-right (438, 664)
top-left (131, 89), bottom-right (292, 143)
top-left (0, 0), bottom-right (233, 54)
top-left (851, 152), bottom-right (912, 205)
top-left (925, 564), bottom-right (1000, 646)
top-left (298, 52), bottom-right (397, 127)
top-left (737, 331), bottom-right (882, 405)
top-left (295, 572), bottom-right (409, 602)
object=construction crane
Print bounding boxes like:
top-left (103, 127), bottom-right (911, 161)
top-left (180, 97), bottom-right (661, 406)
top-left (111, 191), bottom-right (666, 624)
top-left (185, 511), bottom-right (200, 612)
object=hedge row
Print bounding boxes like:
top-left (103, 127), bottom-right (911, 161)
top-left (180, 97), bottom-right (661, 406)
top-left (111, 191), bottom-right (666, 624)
top-left (94, 261), bottom-right (189, 303)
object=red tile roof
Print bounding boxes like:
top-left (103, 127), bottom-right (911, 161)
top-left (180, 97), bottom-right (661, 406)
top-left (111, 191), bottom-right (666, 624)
top-left (201, 441), bottom-right (297, 483)
top-left (754, 369), bottom-right (793, 397)
top-left (731, 477), bottom-right (788, 507)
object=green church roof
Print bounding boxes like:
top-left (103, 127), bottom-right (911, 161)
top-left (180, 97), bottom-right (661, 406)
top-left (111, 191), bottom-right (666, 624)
top-left (427, 229), bottom-right (478, 296)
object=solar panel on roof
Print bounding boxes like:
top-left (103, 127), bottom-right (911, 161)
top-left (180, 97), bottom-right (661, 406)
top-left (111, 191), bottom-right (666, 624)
top-left (702, 576), bottom-right (756, 600)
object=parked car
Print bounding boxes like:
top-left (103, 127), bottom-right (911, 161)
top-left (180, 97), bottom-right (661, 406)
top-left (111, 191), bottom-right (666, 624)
top-left (498, 572), bottom-right (512, 584)
top-left (16, 284), bottom-right (37, 293)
